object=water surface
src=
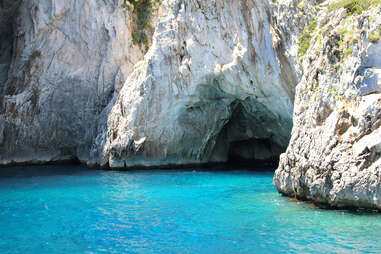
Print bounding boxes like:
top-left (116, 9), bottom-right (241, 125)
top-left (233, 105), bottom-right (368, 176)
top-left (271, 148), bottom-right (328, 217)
top-left (0, 165), bottom-right (380, 253)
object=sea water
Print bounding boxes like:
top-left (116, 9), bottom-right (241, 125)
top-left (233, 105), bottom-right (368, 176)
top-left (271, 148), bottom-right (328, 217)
top-left (0, 165), bottom-right (380, 253)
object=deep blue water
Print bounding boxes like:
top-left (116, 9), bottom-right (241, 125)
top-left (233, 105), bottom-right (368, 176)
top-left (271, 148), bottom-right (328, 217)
top-left (0, 165), bottom-right (380, 253)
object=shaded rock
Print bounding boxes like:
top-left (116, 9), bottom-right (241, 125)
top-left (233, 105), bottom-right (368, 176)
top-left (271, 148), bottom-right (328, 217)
top-left (0, 0), bottom-right (143, 164)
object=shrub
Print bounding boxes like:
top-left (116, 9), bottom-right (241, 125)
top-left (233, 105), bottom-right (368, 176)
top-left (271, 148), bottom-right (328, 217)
top-left (335, 26), bottom-right (358, 60)
top-left (368, 26), bottom-right (381, 43)
top-left (126, 0), bottom-right (162, 47)
top-left (328, 0), bottom-right (381, 15)
top-left (343, 45), bottom-right (354, 57)
top-left (131, 31), bottom-right (140, 45)
top-left (298, 20), bottom-right (318, 56)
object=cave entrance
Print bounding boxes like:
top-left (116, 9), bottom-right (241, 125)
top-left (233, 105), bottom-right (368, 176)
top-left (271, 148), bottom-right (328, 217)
top-left (209, 98), bottom-right (287, 169)
top-left (227, 138), bottom-right (281, 167)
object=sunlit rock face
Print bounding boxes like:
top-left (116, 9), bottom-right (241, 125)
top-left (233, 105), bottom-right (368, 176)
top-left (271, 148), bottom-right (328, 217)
top-left (0, 0), bottom-right (143, 164)
top-left (0, 0), bottom-right (299, 168)
top-left (274, 4), bottom-right (381, 210)
top-left (91, 0), bottom-right (298, 168)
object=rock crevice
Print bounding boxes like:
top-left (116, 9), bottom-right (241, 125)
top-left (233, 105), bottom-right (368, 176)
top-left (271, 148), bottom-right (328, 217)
top-left (274, 3), bottom-right (381, 210)
top-left (0, 0), bottom-right (146, 165)
top-left (90, 0), bottom-right (297, 168)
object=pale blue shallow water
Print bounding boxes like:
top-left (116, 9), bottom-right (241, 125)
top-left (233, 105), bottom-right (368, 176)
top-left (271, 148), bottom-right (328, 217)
top-left (0, 165), bottom-right (381, 254)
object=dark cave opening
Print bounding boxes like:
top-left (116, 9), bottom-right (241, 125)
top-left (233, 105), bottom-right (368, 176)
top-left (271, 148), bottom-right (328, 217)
top-left (227, 138), bottom-right (281, 169)
top-left (209, 98), bottom-right (287, 170)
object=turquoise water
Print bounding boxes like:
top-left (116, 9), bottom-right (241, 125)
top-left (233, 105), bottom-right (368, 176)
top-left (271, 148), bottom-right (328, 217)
top-left (0, 166), bottom-right (380, 253)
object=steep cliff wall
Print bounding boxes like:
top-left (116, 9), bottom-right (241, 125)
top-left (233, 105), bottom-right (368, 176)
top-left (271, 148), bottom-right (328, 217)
top-left (0, 0), bottom-right (301, 167)
top-left (2, 0), bottom-right (379, 210)
top-left (0, 0), bottom-right (144, 164)
top-left (89, 0), bottom-right (300, 168)
top-left (274, 2), bottom-right (381, 209)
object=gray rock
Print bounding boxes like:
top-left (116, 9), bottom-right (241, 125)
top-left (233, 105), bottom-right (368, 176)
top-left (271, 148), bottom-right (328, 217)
top-left (0, 0), bottom-right (301, 167)
top-left (356, 68), bottom-right (381, 96)
top-left (274, 4), bottom-right (381, 210)
top-left (91, 0), bottom-right (299, 168)
top-left (0, 0), bottom-right (143, 164)
top-left (0, 123), bottom-right (4, 146)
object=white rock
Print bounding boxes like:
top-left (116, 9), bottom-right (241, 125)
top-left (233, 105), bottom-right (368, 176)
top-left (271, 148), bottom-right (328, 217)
top-left (274, 4), bottom-right (381, 210)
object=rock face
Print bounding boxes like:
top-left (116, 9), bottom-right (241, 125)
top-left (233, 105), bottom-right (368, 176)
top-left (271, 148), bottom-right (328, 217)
top-left (89, 0), bottom-right (298, 168)
top-left (0, 0), bottom-right (299, 167)
top-left (274, 3), bottom-right (381, 209)
top-left (3, 0), bottom-right (381, 210)
top-left (0, 0), bottom-right (143, 164)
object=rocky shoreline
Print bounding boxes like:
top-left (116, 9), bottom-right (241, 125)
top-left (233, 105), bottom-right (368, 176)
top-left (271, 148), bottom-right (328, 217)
top-left (274, 2), bottom-right (381, 210)
top-left (1, 0), bottom-right (381, 209)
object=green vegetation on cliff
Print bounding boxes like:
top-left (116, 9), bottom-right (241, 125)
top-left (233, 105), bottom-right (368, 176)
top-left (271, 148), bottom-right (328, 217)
top-left (337, 27), bottom-right (358, 59)
top-left (328, 0), bottom-right (381, 15)
top-left (369, 26), bottom-right (381, 42)
top-left (125, 0), bottom-right (162, 48)
top-left (298, 19), bottom-right (317, 57)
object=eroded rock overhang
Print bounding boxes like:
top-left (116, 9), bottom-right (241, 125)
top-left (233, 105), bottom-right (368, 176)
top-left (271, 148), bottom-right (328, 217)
top-left (0, 0), bottom-right (300, 168)
top-left (92, 0), bottom-right (299, 168)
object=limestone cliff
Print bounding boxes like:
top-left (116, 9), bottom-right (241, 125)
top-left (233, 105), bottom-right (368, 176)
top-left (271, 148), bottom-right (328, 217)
top-left (0, 0), bottom-right (300, 167)
top-left (89, 0), bottom-right (299, 167)
top-left (274, 2), bottom-right (381, 209)
top-left (0, 0), bottom-right (143, 164)
top-left (3, 0), bottom-right (381, 210)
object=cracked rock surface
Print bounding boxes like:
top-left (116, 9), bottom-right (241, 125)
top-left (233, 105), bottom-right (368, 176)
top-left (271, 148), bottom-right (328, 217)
top-left (90, 0), bottom-right (298, 168)
top-left (0, 0), bottom-right (299, 167)
top-left (274, 3), bottom-right (381, 210)
top-left (0, 0), bottom-right (143, 164)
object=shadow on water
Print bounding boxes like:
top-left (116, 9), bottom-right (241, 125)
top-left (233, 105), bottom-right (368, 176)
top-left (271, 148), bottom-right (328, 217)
top-left (101, 157), bottom-right (279, 172)
top-left (0, 163), bottom-right (94, 179)
top-left (281, 194), bottom-right (381, 215)
top-left (0, 159), bottom-right (278, 179)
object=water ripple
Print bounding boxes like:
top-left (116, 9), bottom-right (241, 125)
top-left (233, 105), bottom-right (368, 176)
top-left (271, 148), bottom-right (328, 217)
top-left (0, 167), bottom-right (380, 253)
